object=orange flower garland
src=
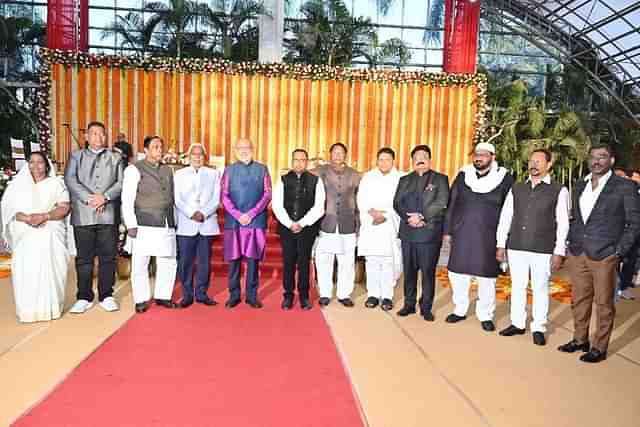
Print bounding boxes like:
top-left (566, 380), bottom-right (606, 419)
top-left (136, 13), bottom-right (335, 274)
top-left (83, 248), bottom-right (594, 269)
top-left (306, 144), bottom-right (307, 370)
top-left (436, 267), bottom-right (572, 304)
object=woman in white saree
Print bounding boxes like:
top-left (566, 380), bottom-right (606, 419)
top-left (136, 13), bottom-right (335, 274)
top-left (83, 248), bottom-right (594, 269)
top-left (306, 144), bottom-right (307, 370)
top-left (1, 152), bottom-right (71, 322)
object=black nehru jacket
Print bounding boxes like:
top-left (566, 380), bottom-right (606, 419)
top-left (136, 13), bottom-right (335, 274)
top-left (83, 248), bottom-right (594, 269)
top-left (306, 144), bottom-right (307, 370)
top-left (277, 170), bottom-right (320, 235)
top-left (507, 181), bottom-right (563, 254)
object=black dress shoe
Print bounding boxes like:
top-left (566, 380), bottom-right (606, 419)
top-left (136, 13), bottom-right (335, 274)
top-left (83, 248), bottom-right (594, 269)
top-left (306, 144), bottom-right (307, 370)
top-left (380, 298), bottom-right (393, 311)
top-left (557, 339), bottom-right (590, 353)
top-left (225, 298), bottom-right (241, 309)
top-left (179, 299), bottom-right (194, 308)
top-left (338, 298), bottom-right (354, 307)
top-left (155, 299), bottom-right (178, 309)
top-left (533, 332), bottom-right (546, 346)
top-left (300, 299), bottom-right (313, 310)
top-left (135, 301), bottom-right (149, 313)
top-left (365, 297), bottom-right (379, 308)
top-left (580, 348), bottom-right (607, 363)
top-left (246, 300), bottom-right (263, 309)
top-left (196, 297), bottom-right (218, 306)
top-left (422, 312), bottom-right (435, 322)
top-left (481, 320), bottom-right (496, 332)
top-left (445, 313), bottom-right (466, 323)
top-left (281, 297), bottom-right (293, 310)
top-left (396, 306), bottom-right (416, 316)
top-left (318, 297), bottom-right (331, 307)
top-left (499, 325), bottom-right (526, 336)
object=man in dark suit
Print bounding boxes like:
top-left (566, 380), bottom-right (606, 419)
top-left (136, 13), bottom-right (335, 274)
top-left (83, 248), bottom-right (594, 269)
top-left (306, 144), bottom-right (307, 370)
top-left (558, 145), bottom-right (640, 363)
top-left (393, 145), bottom-right (449, 321)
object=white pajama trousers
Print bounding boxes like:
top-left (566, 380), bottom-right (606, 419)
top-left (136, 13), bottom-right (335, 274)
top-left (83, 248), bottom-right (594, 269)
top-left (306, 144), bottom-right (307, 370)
top-left (448, 271), bottom-right (496, 321)
top-left (365, 256), bottom-right (396, 300)
top-left (507, 249), bottom-right (551, 333)
top-left (315, 234), bottom-right (357, 300)
top-left (131, 255), bottom-right (178, 304)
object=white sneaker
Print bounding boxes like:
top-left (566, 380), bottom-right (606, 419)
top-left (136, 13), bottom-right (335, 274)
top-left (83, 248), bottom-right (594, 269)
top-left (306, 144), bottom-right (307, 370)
top-left (69, 299), bottom-right (94, 314)
top-left (99, 297), bottom-right (120, 312)
top-left (619, 288), bottom-right (636, 300)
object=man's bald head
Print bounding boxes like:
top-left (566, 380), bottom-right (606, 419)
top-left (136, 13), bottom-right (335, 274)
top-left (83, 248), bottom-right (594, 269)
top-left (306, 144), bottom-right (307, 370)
top-left (234, 138), bottom-right (254, 163)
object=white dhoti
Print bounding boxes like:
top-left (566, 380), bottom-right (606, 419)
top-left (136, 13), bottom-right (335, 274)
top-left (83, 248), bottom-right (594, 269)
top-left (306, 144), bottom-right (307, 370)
top-left (507, 249), bottom-right (551, 332)
top-left (448, 271), bottom-right (496, 321)
top-left (126, 225), bottom-right (177, 304)
top-left (315, 230), bottom-right (357, 300)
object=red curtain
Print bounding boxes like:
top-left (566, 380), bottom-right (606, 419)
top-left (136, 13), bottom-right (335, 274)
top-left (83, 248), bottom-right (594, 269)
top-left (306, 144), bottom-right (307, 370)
top-left (47, 0), bottom-right (88, 51)
top-left (443, 0), bottom-right (481, 74)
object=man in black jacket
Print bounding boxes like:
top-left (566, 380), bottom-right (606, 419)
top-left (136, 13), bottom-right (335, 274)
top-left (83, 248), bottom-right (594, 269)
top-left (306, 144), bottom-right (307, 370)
top-left (393, 145), bottom-right (449, 321)
top-left (272, 149), bottom-right (326, 310)
top-left (558, 145), bottom-right (640, 363)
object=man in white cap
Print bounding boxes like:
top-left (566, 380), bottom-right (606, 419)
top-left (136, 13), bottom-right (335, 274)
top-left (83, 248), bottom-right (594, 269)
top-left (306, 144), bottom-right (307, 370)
top-left (443, 142), bottom-right (514, 331)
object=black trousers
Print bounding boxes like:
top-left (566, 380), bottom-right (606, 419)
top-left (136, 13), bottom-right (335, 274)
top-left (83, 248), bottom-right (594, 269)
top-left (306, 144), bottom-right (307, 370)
top-left (401, 240), bottom-right (441, 313)
top-left (619, 241), bottom-right (639, 291)
top-left (73, 224), bottom-right (117, 302)
top-left (280, 230), bottom-right (315, 300)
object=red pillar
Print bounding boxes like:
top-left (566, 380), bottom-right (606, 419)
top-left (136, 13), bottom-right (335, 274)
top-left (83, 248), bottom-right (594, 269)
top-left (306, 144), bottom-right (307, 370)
top-left (443, 0), bottom-right (481, 74)
top-left (47, 0), bottom-right (88, 51)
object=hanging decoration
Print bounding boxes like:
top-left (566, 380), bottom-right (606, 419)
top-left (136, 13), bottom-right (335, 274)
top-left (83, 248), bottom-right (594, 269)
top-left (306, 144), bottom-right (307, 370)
top-left (37, 48), bottom-right (488, 165)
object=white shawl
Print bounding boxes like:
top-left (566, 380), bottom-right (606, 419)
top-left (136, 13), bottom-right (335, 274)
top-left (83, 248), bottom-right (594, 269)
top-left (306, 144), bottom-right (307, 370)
top-left (462, 161), bottom-right (508, 194)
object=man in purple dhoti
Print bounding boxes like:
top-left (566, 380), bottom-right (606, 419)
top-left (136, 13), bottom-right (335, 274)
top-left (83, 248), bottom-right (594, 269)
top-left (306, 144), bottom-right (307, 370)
top-left (221, 138), bottom-right (272, 309)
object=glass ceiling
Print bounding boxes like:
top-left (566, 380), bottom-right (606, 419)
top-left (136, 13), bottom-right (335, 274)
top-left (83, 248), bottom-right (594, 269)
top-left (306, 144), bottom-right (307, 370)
top-left (514, 1), bottom-right (640, 87)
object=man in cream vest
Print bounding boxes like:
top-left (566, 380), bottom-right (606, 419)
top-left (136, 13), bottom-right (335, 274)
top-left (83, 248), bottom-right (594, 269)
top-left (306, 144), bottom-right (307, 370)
top-left (174, 144), bottom-right (221, 308)
top-left (122, 136), bottom-right (179, 313)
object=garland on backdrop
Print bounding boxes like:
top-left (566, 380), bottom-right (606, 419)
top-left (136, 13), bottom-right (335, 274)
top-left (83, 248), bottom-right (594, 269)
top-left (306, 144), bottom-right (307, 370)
top-left (36, 48), bottom-right (489, 158)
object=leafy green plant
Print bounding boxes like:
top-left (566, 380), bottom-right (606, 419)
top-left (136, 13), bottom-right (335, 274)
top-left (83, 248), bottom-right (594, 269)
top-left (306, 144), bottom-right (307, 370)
top-left (484, 77), bottom-right (591, 190)
top-left (284, 0), bottom-right (377, 67)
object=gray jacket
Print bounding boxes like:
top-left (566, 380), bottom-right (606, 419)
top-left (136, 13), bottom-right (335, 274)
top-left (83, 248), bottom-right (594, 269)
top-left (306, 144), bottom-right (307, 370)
top-left (64, 148), bottom-right (124, 226)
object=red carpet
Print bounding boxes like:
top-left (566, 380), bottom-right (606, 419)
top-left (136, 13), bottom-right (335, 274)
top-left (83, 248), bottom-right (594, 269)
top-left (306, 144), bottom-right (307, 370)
top-left (16, 209), bottom-right (361, 426)
top-left (15, 277), bottom-right (364, 426)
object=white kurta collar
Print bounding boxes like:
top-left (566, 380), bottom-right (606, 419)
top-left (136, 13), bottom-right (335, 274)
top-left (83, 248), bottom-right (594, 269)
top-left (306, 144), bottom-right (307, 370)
top-left (526, 174), bottom-right (551, 187)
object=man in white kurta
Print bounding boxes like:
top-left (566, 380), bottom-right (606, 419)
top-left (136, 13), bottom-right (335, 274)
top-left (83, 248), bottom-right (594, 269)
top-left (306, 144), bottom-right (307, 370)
top-left (357, 148), bottom-right (402, 311)
top-left (174, 144), bottom-right (221, 307)
top-left (122, 136), bottom-right (179, 313)
top-left (314, 143), bottom-right (361, 307)
top-left (496, 149), bottom-right (570, 346)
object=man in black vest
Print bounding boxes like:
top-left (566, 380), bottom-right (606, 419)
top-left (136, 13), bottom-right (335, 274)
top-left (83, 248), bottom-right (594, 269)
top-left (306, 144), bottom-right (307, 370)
top-left (272, 149), bottom-right (326, 310)
top-left (444, 142), bottom-right (513, 332)
top-left (495, 149), bottom-right (570, 346)
top-left (393, 145), bottom-right (449, 321)
top-left (558, 145), bottom-right (640, 363)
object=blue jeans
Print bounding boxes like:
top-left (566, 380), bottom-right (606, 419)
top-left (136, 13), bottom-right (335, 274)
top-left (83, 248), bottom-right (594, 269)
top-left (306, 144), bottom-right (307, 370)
top-left (228, 258), bottom-right (260, 303)
top-left (177, 234), bottom-right (214, 302)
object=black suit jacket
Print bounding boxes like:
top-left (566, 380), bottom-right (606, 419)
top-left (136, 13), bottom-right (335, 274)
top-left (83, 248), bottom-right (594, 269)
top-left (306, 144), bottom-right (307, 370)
top-left (393, 170), bottom-right (449, 243)
top-left (568, 174), bottom-right (640, 260)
